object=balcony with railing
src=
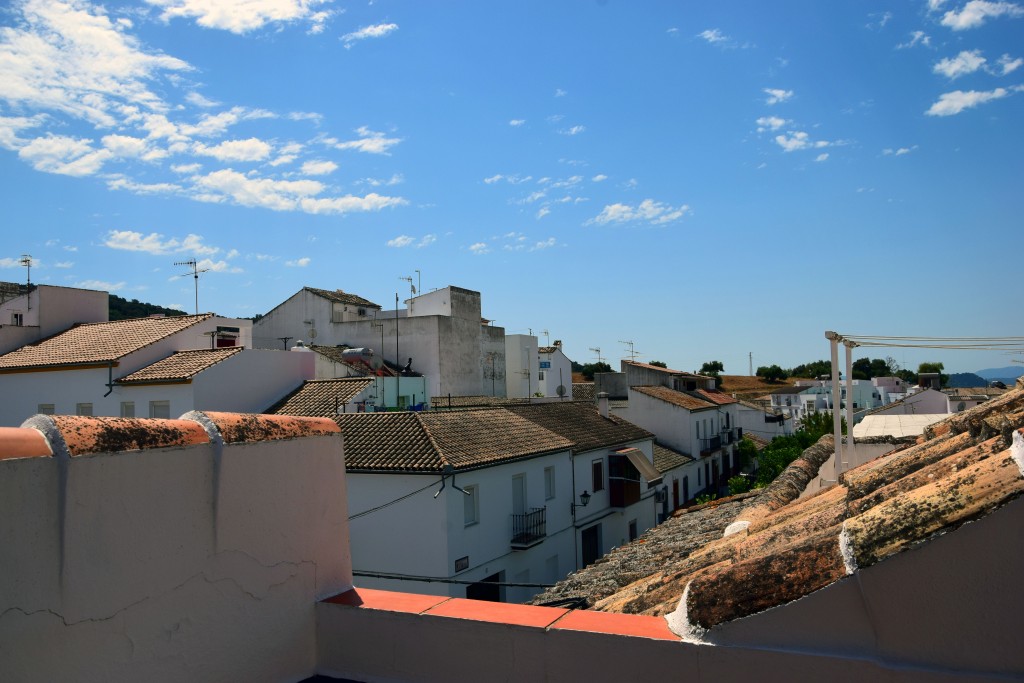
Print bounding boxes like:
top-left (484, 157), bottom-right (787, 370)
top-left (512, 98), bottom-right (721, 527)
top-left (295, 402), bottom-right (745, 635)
top-left (700, 434), bottom-right (722, 456)
top-left (510, 506), bottom-right (546, 549)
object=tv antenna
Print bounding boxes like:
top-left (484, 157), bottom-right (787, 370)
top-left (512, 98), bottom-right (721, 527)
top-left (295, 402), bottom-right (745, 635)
top-left (20, 254), bottom-right (33, 310)
top-left (541, 329), bottom-right (550, 346)
top-left (619, 339), bottom-right (639, 362)
top-left (174, 259), bottom-right (210, 315)
top-left (589, 347), bottom-right (604, 364)
top-left (399, 275), bottom-right (415, 298)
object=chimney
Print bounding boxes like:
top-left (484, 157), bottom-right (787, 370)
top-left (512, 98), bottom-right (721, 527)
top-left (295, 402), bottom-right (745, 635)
top-left (598, 391), bottom-right (609, 418)
top-left (554, 339), bottom-right (562, 348)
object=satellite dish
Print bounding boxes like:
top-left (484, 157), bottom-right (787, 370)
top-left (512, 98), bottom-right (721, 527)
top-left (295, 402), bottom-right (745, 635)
top-left (556, 385), bottom-right (566, 397)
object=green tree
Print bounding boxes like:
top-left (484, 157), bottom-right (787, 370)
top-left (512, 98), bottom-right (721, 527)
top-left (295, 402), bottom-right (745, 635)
top-left (698, 360), bottom-right (724, 388)
top-left (579, 361), bottom-right (612, 381)
top-left (728, 475), bottom-right (752, 496)
top-left (789, 360), bottom-right (831, 378)
top-left (736, 437), bottom-right (757, 470)
top-left (648, 360), bottom-right (668, 368)
top-left (917, 362), bottom-right (949, 387)
top-left (756, 364), bottom-right (787, 382)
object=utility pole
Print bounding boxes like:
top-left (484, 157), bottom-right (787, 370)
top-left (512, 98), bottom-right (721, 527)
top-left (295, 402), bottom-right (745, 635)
top-left (277, 337), bottom-right (292, 350)
top-left (749, 352), bottom-right (753, 377)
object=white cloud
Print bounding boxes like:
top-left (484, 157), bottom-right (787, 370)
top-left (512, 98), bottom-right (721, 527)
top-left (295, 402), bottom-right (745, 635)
top-left (333, 126), bottom-right (401, 154)
top-left (185, 92), bottom-right (219, 108)
top-left (774, 131), bottom-right (833, 152)
top-left (387, 235), bottom-right (414, 248)
top-left (342, 22), bottom-right (398, 48)
top-left (193, 137), bottom-right (272, 162)
top-left (484, 174), bottom-right (504, 184)
top-left (0, 0), bottom-right (191, 128)
top-left (815, 153), bottom-right (829, 162)
top-left (998, 54), bottom-right (1023, 74)
top-left (560, 125), bottom-right (586, 136)
top-left (933, 50), bottom-right (986, 78)
top-left (756, 116), bottom-right (787, 132)
top-left (0, 115), bottom-right (45, 151)
top-left (550, 175), bottom-right (583, 189)
top-left (764, 88), bottom-right (794, 105)
top-left (536, 207), bottom-right (550, 219)
top-left (358, 173), bottom-right (404, 187)
top-left (485, 173), bottom-right (532, 185)
top-left (171, 163), bottom-right (202, 173)
top-left (587, 199), bottom-right (690, 226)
top-left (18, 134), bottom-right (112, 176)
top-left (0, 258), bottom-right (25, 268)
top-left (592, 174), bottom-right (608, 182)
top-left (104, 230), bottom-right (221, 256)
top-left (897, 30), bottom-right (931, 48)
top-left (698, 28), bottom-right (728, 44)
top-left (555, 88), bottom-right (567, 97)
top-left (883, 146), bottom-right (916, 156)
top-left (301, 159), bottom-right (338, 175)
top-left (196, 258), bottom-right (242, 273)
top-left (941, 0), bottom-right (1024, 29)
top-left (530, 238), bottom-right (557, 251)
top-left (146, 0), bottom-right (334, 35)
top-left (107, 176), bottom-right (181, 194)
top-left (285, 257), bottom-right (311, 267)
top-left (469, 242), bottom-right (490, 255)
top-left (74, 279), bottom-right (125, 291)
top-left (926, 87), bottom-right (1013, 115)
top-left (101, 133), bottom-right (166, 161)
top-left (509, 119), bottom-right (525, 126)
top-left (417, 234), bottom-right (437, 248)
top-left (866, 11), bottom-right (893, 30)
top-left (54, 261), bottom-right (74, 268)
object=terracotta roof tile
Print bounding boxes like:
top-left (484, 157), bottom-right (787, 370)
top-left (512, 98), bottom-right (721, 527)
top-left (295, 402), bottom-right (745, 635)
top-left (116, 347), bottom-right (243, 384)
top-left (625, 361), bottom-right (712, 378)
top-left (631, 385), bottom-right (717, 411)
top-left (33, 416), bottom-right (209, 456)
top-left (266, 378), bottom-right (376, 417)
top-left (0, 426), bottom-right (53, 460)
top-left (652, 442), bottom-right (694, 472)
top-left (430, 395), bottom-right (533, 408)
top-left (0, 314), bottom-right (214, 370)
top-left (693, 389), bottom-right (737, 405)
top-left (200, 411), bottom-right (339, 444)
top-left (579, 386), bottom-right (1024, 636)
top-left (505, 402), bottom-right (652, 453)
top-left (336, 408), bottom-right (572, 473)
top-left (305, 287), bottom-right (380, 309)
top-left (573, 382), bottom-right (596, 402)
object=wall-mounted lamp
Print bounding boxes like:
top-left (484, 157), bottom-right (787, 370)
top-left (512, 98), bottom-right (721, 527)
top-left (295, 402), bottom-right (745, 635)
top-left (569, 490), bottom-right (591, 515)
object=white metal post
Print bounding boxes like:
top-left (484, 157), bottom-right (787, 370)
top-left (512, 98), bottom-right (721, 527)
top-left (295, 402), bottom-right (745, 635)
top-left (825, 331), bottom-right (843, 476)
top-left (844, 340), bottom-right (856, 469)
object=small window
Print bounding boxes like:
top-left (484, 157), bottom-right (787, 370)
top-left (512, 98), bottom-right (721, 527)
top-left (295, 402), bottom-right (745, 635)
top-left (37, 403), bottom-right (55, 415)
top-left (120, 401), bottom-right (135, 418)
top-left (149, 400), bottom-right (170, 419)
top-left (592, 459), bottom-right (605, 492)
top-left (544, 466), bottom-right (555, 500)
top-left (75, 403), bottom-right (93, 416)
top-left (11, 312), bottom-right (23, 326)
top-left (464, 485), bottom-right (479, 526)
top-left (628, 519), bottom-right (638, 542)
top-left (538, 371), bottom-right (545, 381)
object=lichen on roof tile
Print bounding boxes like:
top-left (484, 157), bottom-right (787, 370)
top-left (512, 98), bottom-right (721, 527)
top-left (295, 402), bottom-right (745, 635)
top-left (45, 416), bottom-right (209, 456)
top-left (201, 412), bottom-right (340, 444)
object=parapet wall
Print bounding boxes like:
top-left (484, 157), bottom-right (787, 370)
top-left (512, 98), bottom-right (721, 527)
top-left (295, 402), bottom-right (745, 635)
top-left (0, 412), bottom-right (351, 683)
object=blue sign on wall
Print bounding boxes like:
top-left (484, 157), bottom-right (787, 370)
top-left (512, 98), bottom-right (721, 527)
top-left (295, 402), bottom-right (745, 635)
top-left (540, 361), bottom-right (551, 369)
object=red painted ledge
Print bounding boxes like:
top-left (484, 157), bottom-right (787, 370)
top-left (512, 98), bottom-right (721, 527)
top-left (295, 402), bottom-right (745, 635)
top-left (0, 427), bottom-right (53, 460)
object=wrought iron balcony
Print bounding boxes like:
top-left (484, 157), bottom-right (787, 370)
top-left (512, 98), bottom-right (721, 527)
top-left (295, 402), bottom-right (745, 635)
top-left (510, 506), bottom-right (546, 549)
top-left (700, 435), bottom-right (722, 456)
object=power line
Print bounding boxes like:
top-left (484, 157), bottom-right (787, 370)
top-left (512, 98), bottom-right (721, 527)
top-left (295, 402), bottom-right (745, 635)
top-left (348, 479), bottom-right (438, 520)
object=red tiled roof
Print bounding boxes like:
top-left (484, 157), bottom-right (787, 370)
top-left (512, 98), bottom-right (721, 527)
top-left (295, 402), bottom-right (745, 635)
top-left (336, 408), bottom-right (572, 472)
top-left (624, 361), bottom-right (713, 380)
top-left (117, 347), bottom-right (243, 384)
top-left (693, 389), bottom-right (737, 405)
top-left (505, 402), bottom-right (652, 453)
top-left (631, 385), bottom-right (717, 411)
top-left (266, 377), bottom-right (376, 417)
top-left (305, 287), bottom-right (380, 309)
top-left (0, 314), bottom-right (215, 370)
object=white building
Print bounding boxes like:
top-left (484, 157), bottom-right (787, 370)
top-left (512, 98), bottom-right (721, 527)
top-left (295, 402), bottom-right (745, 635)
top-left (505, 333), bottom-right (539, 398)
top-left (253, 285), bottom-right (507, 399)
top-left (0, 313), bottom-right (313, 426)
top-left (537, 341), bottom-right (573, 399)
top-left (326, 401), bottom-right (660, 603)
top-left (0, 282), bottom-right (108, 355)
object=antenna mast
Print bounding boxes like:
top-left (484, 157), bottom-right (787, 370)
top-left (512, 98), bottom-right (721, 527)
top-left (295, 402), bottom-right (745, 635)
top-left (20, 254), bottom-right (32, 311)
top-left (588, 347), bottom-right (604, 365)
top-left (174, 259), bottom-right (210, 315)
top-left (399, 275), bottom-right (415, 298)
top-left (619, 339), bottom-right (639, 362)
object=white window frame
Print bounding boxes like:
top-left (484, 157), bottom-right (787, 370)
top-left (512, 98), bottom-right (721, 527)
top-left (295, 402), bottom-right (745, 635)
top-left (120, 401), bottom-right (135, 418)
top-left (75, 403), bottom-right (93, 416)
top-left (544, 466), bottom-right (556, 500)
top-left (463, 485), bottom-right (479, 526)
top-left (37, 403), bottom-right (55, 415)
top-left (149, 400), bottom-right (171, 419)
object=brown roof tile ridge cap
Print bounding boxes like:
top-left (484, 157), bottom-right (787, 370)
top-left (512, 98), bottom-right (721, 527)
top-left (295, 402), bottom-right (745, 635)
top-left (31, 415), bottom-right (210, 456)
top-left (726, 434), bottom-right (835, 537)
top-left (16, 416), bottom-right (66, 460)
top-left (181, 410), bottom-right (226, 448)
top-left (191, 411), bottom-right (340, 444)
top-left (0, 426), bottom-right (53, 460)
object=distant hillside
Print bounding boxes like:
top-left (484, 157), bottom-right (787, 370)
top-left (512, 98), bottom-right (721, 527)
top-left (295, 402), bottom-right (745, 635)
top-left (976, 366), bottom-right (1024, 381)
top-left (109, 295), bottom-right (187, 321)
top-left (947, 372), bottom-right (988, 388)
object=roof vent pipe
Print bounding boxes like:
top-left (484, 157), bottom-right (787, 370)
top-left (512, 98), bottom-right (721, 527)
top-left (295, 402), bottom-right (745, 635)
top-left (598, 391), bottom-right (609, 418)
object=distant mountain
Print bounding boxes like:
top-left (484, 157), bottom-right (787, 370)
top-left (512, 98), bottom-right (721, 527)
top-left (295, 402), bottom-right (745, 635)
top-left (947, 373), bottom-right (988, 388)
top-left (975, 366), bottom-right (1024, 381)
top-left (109, 294), bottom-right (187, 321)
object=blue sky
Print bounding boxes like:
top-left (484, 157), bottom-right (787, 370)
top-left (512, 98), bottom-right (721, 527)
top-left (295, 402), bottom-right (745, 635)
top-left (1, 0), bottom-right (1022, 375)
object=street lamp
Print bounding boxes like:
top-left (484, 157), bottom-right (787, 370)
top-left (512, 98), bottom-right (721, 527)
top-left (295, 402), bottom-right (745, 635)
top-left (569, 490), bottom-right (591, 515)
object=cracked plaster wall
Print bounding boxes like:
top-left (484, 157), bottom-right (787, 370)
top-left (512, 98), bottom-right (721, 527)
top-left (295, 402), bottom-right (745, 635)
top-left (0, 426), bottom-right (351, 683)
